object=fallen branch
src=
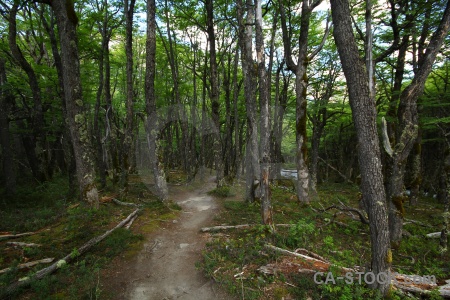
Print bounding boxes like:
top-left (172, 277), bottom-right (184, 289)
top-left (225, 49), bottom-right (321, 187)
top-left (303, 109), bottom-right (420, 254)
top-left (0, 208), bottom-right (141, 299)
top-left (318, 157), bottom-right (354, 184)
top-left (263, 244), bottom-right (450, 298)
top-left (6, 242), bottom-right (41, 248)
top-left (125, 214), bottom-right (138, 229)
top-left (294, 248), bottom-right (330, 263)
top-left (403, 218), bottom-right (433, 228)
top-left (112, 198), bottom-right (142, 208)
top-left (320, 203), bottom-right (369, 225)
top-left (200, 223), bottom-right (293, 233)
top-left (264, 244), bottom-right (357, 273)
top-left (0, 232), bottom-right (37, 241)
top-left (0, 258), bottom-right (54, 275)
top-left (426, 232), bottom-right (442, 238)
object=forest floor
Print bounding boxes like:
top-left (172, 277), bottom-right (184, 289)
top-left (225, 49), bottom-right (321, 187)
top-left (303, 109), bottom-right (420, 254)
top-left (100, 172), bottom-right (236, 300)
top-left (1, 171), bottom-right (449, 299)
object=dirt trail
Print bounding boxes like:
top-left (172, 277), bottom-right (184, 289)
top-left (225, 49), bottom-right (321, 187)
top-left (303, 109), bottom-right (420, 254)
top-left (118, 176), bottom-right (234, 300)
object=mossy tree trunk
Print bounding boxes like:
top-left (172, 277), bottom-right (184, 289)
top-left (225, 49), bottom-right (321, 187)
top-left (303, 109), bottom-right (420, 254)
top-left (50, 0), bottom-right (98, 207)
top-left (255, 0), bottom-right (273, 226)
top-left (280, 0), bottom-right (323, 203)
top-left (383, 1), bottom-right (450, 247)
top-left (145, 0), bottom-right (168, 201)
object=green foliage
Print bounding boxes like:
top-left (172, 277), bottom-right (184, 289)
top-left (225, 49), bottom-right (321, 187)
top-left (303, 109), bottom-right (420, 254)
top-left (0, 176), bottom-right (70, 232)
top-left (286, 219), bottom-right (316, 247)
top-left (208, 185), bottom-right (235, 198)
top-left (101, 228), bottom-right (143, 257)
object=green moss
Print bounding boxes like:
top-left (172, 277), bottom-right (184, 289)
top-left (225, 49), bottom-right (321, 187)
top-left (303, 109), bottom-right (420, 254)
top-left (392, 195), bottom-right (406, 216)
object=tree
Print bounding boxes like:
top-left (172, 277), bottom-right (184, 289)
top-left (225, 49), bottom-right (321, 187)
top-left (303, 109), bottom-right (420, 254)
top-left (255, 0), bottom-right (273, 226)
top-left (330, 0), bottom-right (391, 294)
top-left (279, 0), bottom-right (328, 203)
top-left (382, 0), bottom-right (450, 247)
top-left (237, 0), bottom-right (260, 202)
top-left (205, 0), bottom-right (224, 187)
top-left (49, 0), bottom-right (99, 207)
top-left (144, 0), bottom-right (168, 201)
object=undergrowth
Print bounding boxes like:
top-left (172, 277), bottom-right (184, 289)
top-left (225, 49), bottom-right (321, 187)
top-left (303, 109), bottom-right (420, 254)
top-left (200, 182), bottom-right (449, 300)
top-left (0, 173), bottom-right (179, 299)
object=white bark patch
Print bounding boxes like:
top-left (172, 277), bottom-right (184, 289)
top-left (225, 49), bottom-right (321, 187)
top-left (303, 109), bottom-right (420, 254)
top-left (86, 187), bottom-right (99, 208)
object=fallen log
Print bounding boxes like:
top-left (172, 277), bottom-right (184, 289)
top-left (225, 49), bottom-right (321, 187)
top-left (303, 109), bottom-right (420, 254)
top-left (200, 223), bottom-right (292, 233)
top-left (263, 244), bottom-right (450, 298)
top-left (425, 232), bottom-right (441, 238)
top-left (0, 258), bottom-right (54, 275)
top-left (200, 224), bottom-right (252, 232)
top-left (0, 208), bottom-right (141, 299)
top-left (0, 232), bottom-right (37, 241)
top-left (6, 242), bottom-right (41, 248)
top-left (112, 198), bottom-right (142, 208)
top-left (125, 214), bottom-right (138, 229)
top-left (320, 204), bottom-right (369, 225)
top-left (264, 244), bottom-right (357, 273)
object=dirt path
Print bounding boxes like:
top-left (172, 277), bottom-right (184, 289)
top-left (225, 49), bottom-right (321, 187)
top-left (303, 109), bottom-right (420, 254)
top-left (107, 176), bottom-right (234, 300)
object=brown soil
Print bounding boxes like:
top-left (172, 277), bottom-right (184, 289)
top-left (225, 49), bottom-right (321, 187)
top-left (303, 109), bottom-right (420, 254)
top-left (100, 175), bottom-right (236, 300)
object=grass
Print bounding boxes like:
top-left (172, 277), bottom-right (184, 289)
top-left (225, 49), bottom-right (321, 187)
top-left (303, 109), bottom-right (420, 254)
top-left (200, 182), bottom-right (450, 300)
top-left (0, 173), bottom-right (180, 299)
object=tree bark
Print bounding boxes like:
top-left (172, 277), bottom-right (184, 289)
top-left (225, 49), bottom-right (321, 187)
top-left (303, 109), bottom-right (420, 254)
top-left (330, 0), bottom-right (391, 294)
top-left (50, 0), bottom-right (98, 207)
top-left (384, 0), bottom-right (450, 247)
top-left (237, 0), bottom-right (260, 202)
top-left (7, 3), bottom-right (47, 182)
top-left (205, 0), bottom-right (223, 187)
top-left (145, 0), bottom-right (168, 201)
top-left (279, 0), bottom-right (321, 203)
top-left (0, 58), bottom-right (16, 196)
top-left (39, 7), bottom-right (77, 195)
top-left (121, 0), bottom-right (136, 189)
top-left (255, 0), bottom-right (273, 226)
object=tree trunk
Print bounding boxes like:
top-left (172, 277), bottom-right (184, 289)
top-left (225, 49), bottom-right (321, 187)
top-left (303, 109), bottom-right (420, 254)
top-left (40, 8), bottom-right (77, 194)
top-left (330, 0), bottom-right (391, 294)
top-left (205, 0), bottom-right (223, 187)
top-left (384, 1), bottom-right (450, 247)
top-left (8, 3), bottom-right (47, 182)
top-left (440, 148), bottom-right (450, 252)
top-left (279, 0), bottom-right (318, 203)
top-left (145, 0), bottom-right (168, 201)
top-left (121, 0), bottom-right (136, 189)
top-left (255, 0), bottom-right (273, 226)
top-left (237, 0), bottom-right (259, 202)
top-left (0, 58), bottom-right (16, 196)
top-left (50, 0), bottom-right (98, 207)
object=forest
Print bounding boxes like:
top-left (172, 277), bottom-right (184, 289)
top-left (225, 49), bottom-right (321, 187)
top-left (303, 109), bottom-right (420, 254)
top-left (0, 0), bottom-right (450, 298)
